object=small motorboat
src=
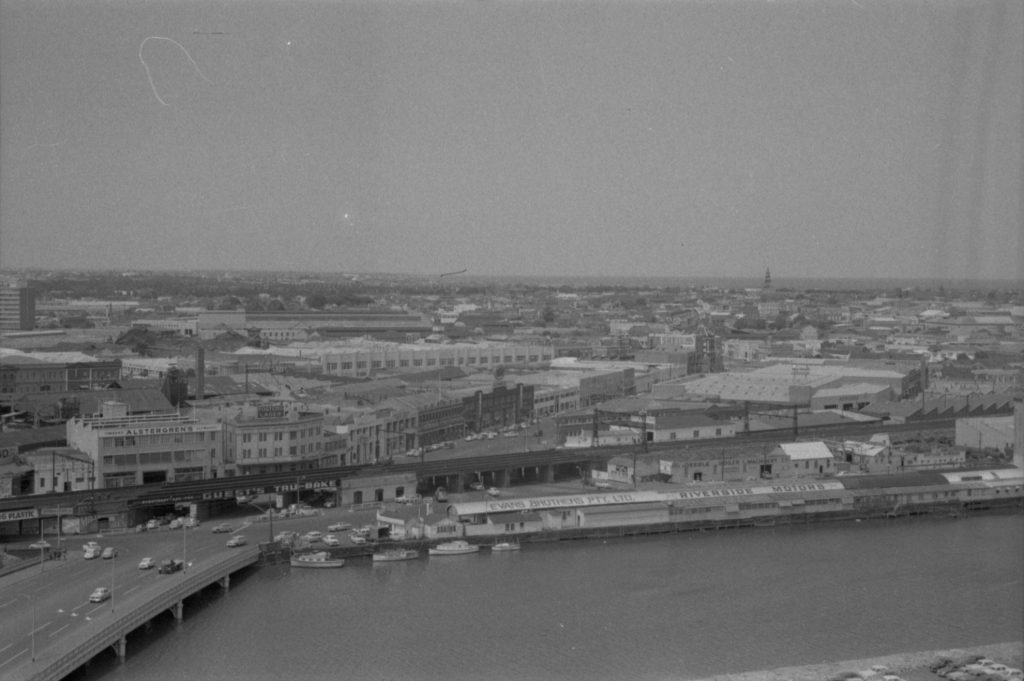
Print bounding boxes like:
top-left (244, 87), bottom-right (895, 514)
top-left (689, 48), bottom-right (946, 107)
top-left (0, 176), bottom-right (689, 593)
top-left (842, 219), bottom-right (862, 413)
top-left (290, 551), bottom-right (345, 568)
top-left (491, 540), bottom-right (521, 552)
top-left (372, 549), bottom-right (420, 562)
top-left (428, 540), bottom-right (480, 556)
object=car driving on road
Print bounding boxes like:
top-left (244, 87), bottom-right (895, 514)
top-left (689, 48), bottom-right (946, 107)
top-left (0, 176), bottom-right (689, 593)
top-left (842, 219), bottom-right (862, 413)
top-left (89, 587), bottom-right (111, 603)
top-left (101, 546), bottom-right (118, 559)
top-left (211, 523), bottom-right (233, 533)
top-left (226, 535), bottom-right (247, 547)
top-left (158, 559), bottom-right (184, 574)
top-left (138, 557), bottom-right (156, 570)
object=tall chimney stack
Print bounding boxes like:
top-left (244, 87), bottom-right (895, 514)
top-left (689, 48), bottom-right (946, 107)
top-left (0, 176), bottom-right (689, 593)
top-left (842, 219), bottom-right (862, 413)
top-left (196, 346), bottom-right (206, 403)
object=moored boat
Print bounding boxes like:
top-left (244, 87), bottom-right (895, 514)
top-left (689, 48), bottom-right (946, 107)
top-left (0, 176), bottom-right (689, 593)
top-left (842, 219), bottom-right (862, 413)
top-left (428, 540), bottom-right (480, 556)
top-left (491, 540), bottom-right (521, 552)
top-left (372, 549), bottom-right (420, 562)
top-left (290, 551), bottom-right (345, 568)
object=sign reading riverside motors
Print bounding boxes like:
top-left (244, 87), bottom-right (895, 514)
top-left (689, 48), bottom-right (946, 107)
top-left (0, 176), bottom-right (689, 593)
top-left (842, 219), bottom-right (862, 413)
top-left (479, 482), bottom-right (846, 513)
top-left (101, 423), bottom-right (221, 438)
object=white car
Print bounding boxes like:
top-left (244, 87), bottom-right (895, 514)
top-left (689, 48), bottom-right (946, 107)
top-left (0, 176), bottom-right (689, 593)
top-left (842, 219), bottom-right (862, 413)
top-left (322, 534), bottom-right (341, 547)
top-left (89, 587), bottom-right (111, 603)
top-left (138, 557), bottom-right (156, 570)
top-left (146, 519), bottom-right (159, 530)
top-left (226, 535), bottom-right (247, 547)
top-left (327, 522), bottom-right (352, 532)
top-left (486, 487), bottom-right (501, 497)
top-left (303, 531), bottom-right (323, 542)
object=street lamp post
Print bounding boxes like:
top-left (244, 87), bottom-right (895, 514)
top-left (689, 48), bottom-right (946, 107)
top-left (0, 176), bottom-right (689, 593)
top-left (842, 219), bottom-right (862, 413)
top-left (182, 519), bottom-right (188, 574)
top-left (29, 540), bottom-right (50, 661)
top-left (110, 550), bottom-right (116, 613)
top-left (246, 501), bottom-right (274, 543)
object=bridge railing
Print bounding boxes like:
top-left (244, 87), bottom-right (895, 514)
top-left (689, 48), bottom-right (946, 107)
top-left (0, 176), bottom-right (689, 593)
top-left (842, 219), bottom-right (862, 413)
top-left (17, 548), bottom-right (259, 681)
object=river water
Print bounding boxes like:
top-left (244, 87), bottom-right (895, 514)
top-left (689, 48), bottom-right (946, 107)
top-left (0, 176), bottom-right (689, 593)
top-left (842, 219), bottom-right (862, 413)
top-left (71, 513), bottom-right (1022, 681)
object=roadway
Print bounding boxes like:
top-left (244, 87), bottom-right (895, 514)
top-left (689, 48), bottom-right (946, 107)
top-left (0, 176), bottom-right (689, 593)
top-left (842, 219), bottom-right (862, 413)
top-left (0, 507), bottom-right (354, 674)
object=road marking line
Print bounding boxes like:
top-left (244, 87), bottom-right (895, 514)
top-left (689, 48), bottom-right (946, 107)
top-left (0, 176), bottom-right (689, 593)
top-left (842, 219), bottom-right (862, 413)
top-left (0, 647), bottom-right (28, 669)
top-left (49, 623), bottom-right (70, 637)
top-left (125, 585), bottom-right (139, 594)
top-left (0, 643), bottom-right (13, 655)
top-left (31, 621), bottom-right (52, 635)
top-left (0, 599), bottom-right (17, 609)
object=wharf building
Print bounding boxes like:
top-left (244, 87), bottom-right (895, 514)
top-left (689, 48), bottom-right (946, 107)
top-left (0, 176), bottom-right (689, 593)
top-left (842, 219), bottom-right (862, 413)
top-left (439, 469), bottom-right (1023, 541)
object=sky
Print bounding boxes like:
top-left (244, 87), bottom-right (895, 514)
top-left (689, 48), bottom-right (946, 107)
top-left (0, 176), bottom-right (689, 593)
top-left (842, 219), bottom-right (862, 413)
top-left (1, 0), bottom-right (1021, 282)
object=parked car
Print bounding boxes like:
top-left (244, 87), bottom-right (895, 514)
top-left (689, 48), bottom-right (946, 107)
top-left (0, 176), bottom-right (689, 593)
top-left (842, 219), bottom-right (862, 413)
top-left (89, 587), bottom-right (111, 603)
top-left (348, 533), bottom-right (367, 545)
top-left (82, 541), bottom-right (100, 552)
top-left (138, 557), bottom-right (156, 570)
top-left (322, 534), bottom-right (341, 547)
top-left (83, 547), bottom-right (101, 560)
top-left (158, 559), bottom-right (184, 574)
top-left (184, 517), bottom-right (199, 528)
top-left (486, 487), bottom-right (501, 497)
top-left (146, 519), bottom-right (159, 530)
top-left (169, 518), bottom-right (183, 529)
top-left (226, 535), bottom-right (247, 547)
top-left (211, 523), bottom-right (233, 533)
top-left (469, 481), bottom-right (484, 491)
top-left (101, 546), bottom-right (118, 559)
top-left (327, 522), bottom-right (351, 532)
top-left (274, 531), bottom-right (298, 543)
top-left (303, 531), bottom-right (323, 542)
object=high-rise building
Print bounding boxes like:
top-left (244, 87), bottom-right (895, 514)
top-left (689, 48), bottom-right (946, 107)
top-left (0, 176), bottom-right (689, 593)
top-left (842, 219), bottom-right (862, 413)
top-left (0, 282), bottom-right (35, 331)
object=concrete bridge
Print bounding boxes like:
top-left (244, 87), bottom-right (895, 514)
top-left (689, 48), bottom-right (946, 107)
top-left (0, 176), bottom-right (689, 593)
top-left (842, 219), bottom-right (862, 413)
top-left (5, 547), bottom-right (261, 681)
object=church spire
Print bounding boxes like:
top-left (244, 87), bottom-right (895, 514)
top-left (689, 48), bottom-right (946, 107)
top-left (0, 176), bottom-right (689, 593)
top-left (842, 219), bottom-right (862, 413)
top-left (763, 267), bottom-right (772, 289)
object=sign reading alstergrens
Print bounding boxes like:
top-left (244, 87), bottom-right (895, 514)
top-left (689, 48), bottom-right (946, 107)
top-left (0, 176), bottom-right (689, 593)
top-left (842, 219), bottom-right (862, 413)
top-left (100, 423), bottom-right (221, 437)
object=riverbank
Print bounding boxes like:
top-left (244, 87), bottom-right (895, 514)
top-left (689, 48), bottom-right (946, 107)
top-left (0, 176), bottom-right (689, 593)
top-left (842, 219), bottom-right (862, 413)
top-left (692, 642), bottom-right (1023, 681)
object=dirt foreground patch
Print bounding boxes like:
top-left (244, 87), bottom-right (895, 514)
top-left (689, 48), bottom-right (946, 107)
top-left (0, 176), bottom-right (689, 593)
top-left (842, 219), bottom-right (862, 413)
top-left (691, 642), bottom-right (1023, 681)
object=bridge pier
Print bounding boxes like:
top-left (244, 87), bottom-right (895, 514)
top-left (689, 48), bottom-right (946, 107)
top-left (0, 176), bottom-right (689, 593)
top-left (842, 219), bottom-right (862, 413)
top-left (115, 634), bottom-right (126, 660)
top-left (495, 469), bottom-right (510, 488)
top-left (541, 464), bottom-right (555, 483)
top-left (172, 600), bottom-right (183, 621)
top-left (219, 575), bottom-right (230, 590)
top-left (456, 471), bottom-right (469, 492)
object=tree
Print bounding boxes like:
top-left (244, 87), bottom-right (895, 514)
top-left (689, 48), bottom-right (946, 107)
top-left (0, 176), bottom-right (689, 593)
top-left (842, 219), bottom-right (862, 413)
top-left (306, 293), bottom-right (327, 310)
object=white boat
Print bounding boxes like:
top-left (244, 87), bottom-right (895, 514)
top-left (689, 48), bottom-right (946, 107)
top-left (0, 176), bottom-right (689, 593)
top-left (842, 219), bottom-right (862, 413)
top-left (372, 549), bottom-right (420, 562)
top-left (491, 540), bottom-right (521, 552)
top-left (428, 540), bottom-right (480, 556)
top-left (290, 551), bottom-right (345, 568)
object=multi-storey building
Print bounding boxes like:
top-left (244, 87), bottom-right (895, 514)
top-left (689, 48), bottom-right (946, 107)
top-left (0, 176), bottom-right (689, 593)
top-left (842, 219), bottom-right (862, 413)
top-left (456, 383), bottom-right (534, 432)
top-left (0, 282), bottom-right (35, 331)
top-left (223, 402), bottom-right (326, 475)
top-left (66, 401), bottom-right (225, 488)
top-left (342, 407), bottom-right (417, 465)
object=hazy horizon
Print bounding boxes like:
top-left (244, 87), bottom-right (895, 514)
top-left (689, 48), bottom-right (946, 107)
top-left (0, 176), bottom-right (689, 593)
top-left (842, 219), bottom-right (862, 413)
top-left (2, 0), bottom-right (1021, 282)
